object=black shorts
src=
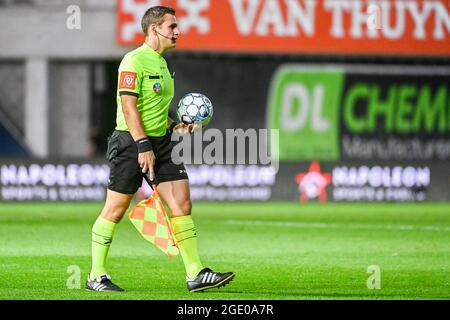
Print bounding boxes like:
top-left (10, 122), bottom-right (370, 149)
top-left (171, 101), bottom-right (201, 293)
top-left (106, 130), bottom-right (188, 194)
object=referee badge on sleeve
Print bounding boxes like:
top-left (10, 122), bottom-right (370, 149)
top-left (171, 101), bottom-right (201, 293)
top-left (153, 83), bottom-right (162, 93)
top-left (119, 71), bottom-right (136, 90)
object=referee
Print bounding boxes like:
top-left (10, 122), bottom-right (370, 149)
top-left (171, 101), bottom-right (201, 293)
top-left (86, 6), bottom-right (235, 293)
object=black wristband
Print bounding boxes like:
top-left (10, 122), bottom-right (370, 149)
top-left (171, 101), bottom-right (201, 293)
top-left (136, 137), bottom-right (153, 153)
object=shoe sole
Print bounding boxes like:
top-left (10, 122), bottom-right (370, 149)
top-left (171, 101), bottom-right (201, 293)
top-left (189, 273), bottom-right (235, 293)
top-left (85, 287), bottom-right (125, 293)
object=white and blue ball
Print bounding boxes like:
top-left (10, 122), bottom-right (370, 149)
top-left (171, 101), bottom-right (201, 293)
top-left (177, 93), bottom-right (213, 127)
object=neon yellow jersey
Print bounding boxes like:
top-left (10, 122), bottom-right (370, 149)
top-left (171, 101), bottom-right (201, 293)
top-left (116, 43), bottom-right (174, 137)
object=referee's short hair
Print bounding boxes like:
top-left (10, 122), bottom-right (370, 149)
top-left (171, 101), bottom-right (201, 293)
top-left (142, 6), bottom-right (176, 35)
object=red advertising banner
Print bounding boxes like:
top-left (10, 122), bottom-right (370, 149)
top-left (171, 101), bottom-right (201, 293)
top-left (117, 0), bottom-right (450, 56)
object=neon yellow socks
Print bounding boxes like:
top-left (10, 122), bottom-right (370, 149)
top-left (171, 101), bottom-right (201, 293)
top-left (90, 216), bottom-right (117, 280)
top-left (90, 215), bottom-right (203, 280)
top-left (171, 215), bottom-right (204, 279)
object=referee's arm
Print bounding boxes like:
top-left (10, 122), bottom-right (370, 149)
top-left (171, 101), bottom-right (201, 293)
top-left (121, 94), bottom-right (156, 180)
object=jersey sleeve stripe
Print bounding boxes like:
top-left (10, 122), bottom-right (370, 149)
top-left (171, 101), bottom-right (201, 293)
top-left (119, 91), bottom-right (139, 97)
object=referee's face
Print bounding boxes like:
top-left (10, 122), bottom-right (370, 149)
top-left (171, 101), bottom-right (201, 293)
top-left (157, 14), bottom-right (180, 50)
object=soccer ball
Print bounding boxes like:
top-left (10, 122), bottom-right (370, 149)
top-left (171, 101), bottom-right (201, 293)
top-left (177, 93), bottom-right (213, 127)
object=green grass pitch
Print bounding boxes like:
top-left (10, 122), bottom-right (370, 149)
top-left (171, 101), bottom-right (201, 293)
top-left (0, 202), bottom-right (449, 300)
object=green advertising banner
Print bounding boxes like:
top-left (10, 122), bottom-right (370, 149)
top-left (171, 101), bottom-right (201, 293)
top-left (267, 65), bottom-right (450, 162)
top-left (341, 68), bottom-right (450, 161)
top-left (267, 66), bottom-right (343, 161)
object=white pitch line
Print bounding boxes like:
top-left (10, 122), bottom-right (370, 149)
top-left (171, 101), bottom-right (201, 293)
top-left (224, 220), bottom-right (450, 233)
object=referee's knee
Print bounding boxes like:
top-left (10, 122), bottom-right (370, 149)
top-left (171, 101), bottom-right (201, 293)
top-left (100, 203), bottom-right (129, 223)
top-left (182, 200), bottom-right (192, 215)
top-left (170, 199), bottom-right (192, 217)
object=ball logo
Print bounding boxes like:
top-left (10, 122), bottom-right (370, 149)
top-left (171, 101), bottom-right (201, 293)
top-left (153, 83), bottom-right (162, 93)
top-left (119, 71), bottom-right (136, 90)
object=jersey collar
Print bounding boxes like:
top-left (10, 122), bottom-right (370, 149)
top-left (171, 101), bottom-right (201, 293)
top-left (142, 43), bottom-right (163, 59)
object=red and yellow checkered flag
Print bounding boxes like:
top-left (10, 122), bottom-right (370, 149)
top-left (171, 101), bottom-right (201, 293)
top-left (129, 185), bottom-right (179, 258)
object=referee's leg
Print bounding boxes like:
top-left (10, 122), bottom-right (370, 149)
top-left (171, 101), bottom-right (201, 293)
top-left (157, 179), bottom-right (192, 217)
top-left (100, 189), bottom-right (134, 223)
top-left (158, 180), bottom-right (235, 292)
top-left (158, 179), bottom-right (202, 277)
top-left (87, 190), bottom-right (133, 291)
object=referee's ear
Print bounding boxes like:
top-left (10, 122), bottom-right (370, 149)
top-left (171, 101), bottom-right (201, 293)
top-left (151, 24), bottom-right (157, 36)
top-left (143, 25), bottom-right (154, 37)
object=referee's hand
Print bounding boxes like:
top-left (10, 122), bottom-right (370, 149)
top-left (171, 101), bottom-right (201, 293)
top-left (173, 122), bottom-right (202, 134)
top-left (139, 151), bottom-right (156, 180)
